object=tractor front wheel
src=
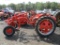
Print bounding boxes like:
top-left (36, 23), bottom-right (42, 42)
top-left (3, 26), bottom-right (15, 37)
top-left (35, 16), bottom-right (56, 37)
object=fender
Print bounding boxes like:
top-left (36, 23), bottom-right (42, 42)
top-left (29, 13), bottom-right (56, 26)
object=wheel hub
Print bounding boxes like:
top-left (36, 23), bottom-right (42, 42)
top-left (6, 28), bottom-right (13, 35)
top-left (39, 19), bottom-right (53, 34)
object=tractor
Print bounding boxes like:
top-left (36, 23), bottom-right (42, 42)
top-left (0, 8), bottom-right (14, 20)
top-left (3, 10), bottom-right (57, 37)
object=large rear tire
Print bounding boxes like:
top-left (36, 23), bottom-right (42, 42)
top-left (3, 26), bottom-right (15, 37)
top-left (35, 16), bottom-right (56, 37)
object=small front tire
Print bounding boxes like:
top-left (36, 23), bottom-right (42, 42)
top-left (3, 26), bottom-right (15, 37)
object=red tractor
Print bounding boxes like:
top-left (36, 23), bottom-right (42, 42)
top-left (3, 11), bottom-right (57, 37)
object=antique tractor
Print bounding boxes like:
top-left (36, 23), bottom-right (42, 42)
top-left (0, 10), bottom-right (9, 20)
top-left (0, 8), bottom-right (14, 20)
top-left (3, 11), bottom-right (57, 37)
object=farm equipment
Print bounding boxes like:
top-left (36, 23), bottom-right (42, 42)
top-left (0, 8), bottom-right (14, 20)
top-left (3, 11), bottom-right (57, 37)
top-left (0, 10), bottom-right (9, 20)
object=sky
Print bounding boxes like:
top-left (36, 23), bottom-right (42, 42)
top-left (0, 0), bottom-right (60, 5)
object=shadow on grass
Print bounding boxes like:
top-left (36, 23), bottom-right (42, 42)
top-left (5, 32), bottom-right (60, 45)
top-left (40, 33), bottom-right (60, 45)
top-left (5, 31), bottom-right (40, 44)
top-left (21, 24), bottom-right (34, 29)
top-left (5, 27), bottom-right (60, 45)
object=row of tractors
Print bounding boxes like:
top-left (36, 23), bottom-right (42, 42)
top-left (3, 10), bottom-right (60, 37)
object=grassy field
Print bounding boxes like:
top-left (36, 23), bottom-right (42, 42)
top-left (0, 21), bottom-right (60, 45)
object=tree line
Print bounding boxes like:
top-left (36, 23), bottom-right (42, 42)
top-left (0, 2), bottom-right (60, 11)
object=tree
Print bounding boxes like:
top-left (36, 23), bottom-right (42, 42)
top-left (2, 4), bottom-right (6, 9)
top-left (44, 2), bottom-right (51, 9)
top-left (8, 3), bottom-right (16, 11)
top-left (0, 2), bottom-right (59, 11)
top-left (50, 2), bottom-right (58, 10)
top-left (0, 5), bottom-right (2, 9)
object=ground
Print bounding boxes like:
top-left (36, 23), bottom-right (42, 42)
top-left (0, 21), bottom-right (60, 45)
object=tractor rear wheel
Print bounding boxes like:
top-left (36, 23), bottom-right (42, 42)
top-left (3, 26), bottom-right (15, 37)
top-left (56, 12), bottom-right (60, 27)
top-left (35, 16), bottom-right (56, 37)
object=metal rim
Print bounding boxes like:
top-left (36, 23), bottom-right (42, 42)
top-left (38, 19), bottom-right (54, 35)
top-left (5, 28), bottom-right (13, 35)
